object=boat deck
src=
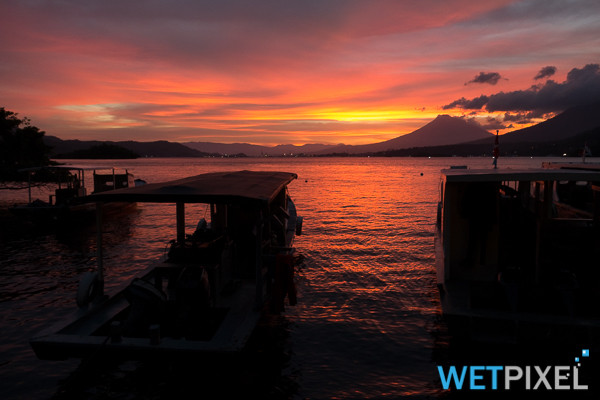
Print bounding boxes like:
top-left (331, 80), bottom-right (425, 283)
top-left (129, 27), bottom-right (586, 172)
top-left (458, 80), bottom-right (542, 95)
top-left (30, 171), bottom-right (301, 360)
top-left (32, 284), bottom-right (262, 359)
top-left (31, 261), bottom-right (264, 359)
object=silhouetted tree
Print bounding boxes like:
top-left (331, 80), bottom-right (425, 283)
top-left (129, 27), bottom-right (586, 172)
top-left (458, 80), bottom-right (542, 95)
top-left (0, 107), bottom-right (51, 182)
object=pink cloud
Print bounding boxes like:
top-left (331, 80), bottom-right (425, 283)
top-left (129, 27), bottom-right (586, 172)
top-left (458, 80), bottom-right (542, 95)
top-left (1, 0), bottom-right (599, 144)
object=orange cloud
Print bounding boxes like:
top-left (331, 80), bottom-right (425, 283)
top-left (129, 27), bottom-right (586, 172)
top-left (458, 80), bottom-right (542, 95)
top-left (1, 0), bottom-right (599, 145)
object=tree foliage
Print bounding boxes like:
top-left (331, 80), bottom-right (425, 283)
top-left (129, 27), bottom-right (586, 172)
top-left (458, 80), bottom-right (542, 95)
top-left (0, 107), bottom-right (52, 181)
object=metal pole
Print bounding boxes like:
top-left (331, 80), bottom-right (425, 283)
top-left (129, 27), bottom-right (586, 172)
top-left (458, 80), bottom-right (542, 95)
top-left (96, 202), bottom-right (104, 286)
top-left (176, 202), bottom-right (185, 243)
top-left (27, 171), bottom-right (32, 204)
top-left (255, 209), bottom-right (264, 309)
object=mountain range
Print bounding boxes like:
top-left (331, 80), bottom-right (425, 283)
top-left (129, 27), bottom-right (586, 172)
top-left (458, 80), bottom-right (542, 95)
top-left (182, 114), bottom-right (493, 156)
top-left (310, 114), bottom-right (493, 155)
top-left (182, 142), bottom-right (337, 157)
top-left (44, 137), bottom-right (210, 158)
top-left (472, 102), bottom-right (600, 144)
top-left (44, 102), bottom-right (600, 158)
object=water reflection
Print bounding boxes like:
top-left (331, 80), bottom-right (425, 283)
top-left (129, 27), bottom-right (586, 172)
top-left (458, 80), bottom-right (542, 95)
top-left (283, 159), bottom-right (443, 398)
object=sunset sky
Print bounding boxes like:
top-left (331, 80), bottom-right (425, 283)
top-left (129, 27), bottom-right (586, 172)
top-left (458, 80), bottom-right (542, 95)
top-left (1, 0), bottom-right (599, 145)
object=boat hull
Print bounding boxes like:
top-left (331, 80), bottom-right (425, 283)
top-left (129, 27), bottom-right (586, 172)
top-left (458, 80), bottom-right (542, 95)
top-left (30, 261), bottom-right (270, 360)
top-left (11, 201), bottom-right (136, 228)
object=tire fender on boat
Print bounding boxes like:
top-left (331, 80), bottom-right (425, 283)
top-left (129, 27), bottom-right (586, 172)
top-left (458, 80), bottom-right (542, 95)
top-left (272, 254), bottom-right (297, 312)
top-left (295, 216), bottom-right (303, 236)
top-left (76, 271), bottom-right (103, 307)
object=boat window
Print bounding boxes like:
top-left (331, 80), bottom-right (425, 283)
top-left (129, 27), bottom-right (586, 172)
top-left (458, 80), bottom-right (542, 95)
top-left (499, 181), bottom-right (518, 198)
top-left (530, 181), bottom-right (543, 199)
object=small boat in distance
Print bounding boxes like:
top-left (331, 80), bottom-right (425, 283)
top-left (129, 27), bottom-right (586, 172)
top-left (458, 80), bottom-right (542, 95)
top-left (11, 166), bottom-right (143, 224)
top-left (542, 161), bottom-right (600, 172)
top-left (30, 170), bottom-right (302, 359)
top-left (435, 167), bottom-right (600, 344)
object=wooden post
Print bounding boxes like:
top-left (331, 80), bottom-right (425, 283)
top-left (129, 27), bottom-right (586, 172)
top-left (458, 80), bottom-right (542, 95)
top-left (95, 202), bottom-right (104, 286)
top-left (255, 209), bottom-right (264, 309)
top-left (534, 182), bottom-right (541, 215)
top-left (592, 185), bottom-right (600, 229)
top-left (543, 180), bottom-right (554, 219)
top-left (27, 171), bottom-right (32, 204)
top-left (534, 180), bottom-right (554, 284)
top-left (518, 180), bottom-right (530, 209)
top-left (176, 202), bottom-right (185, 243)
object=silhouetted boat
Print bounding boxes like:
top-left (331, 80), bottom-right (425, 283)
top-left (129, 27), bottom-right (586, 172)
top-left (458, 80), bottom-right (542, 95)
top-left (542, 161), bottom-right (600, 172)
top-left (30, 170), bottom-right (302, 359)
top-left (11, 166), bottom-right (143, 224)
top-left (435, 167), bottom-right (600, 344)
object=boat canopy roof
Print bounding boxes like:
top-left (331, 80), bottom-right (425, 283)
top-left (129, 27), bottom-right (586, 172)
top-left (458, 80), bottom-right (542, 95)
top-left (19, 165), bottom-right (114, 172)
top-left (86, 170), bottom-right (297, 205)
top-left (441, 168), bottom-right (600, 183)
top-left (542, 162), bottom-right (600, 171)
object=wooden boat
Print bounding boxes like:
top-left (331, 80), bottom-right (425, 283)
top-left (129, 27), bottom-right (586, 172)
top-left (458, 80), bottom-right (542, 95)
top-left (435, 167), bottom-right (600, 343)
top-left (30, 171), bottom-right (302, 359)
top-left (11, 166), bottom-right (142, 224)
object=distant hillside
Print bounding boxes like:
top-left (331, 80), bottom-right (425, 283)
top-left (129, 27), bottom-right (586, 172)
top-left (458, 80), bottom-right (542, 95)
top-left (54, 143), bottom-right (140, 159)
top-left (183, 142), bottom-right (266, 156)
top-left (471, 102), bottom-right (600, 145)
top-left (183, 141), bottom-right (337, 156)
top-left (117, 140), bottom-right (208, 157)
top-left (377, 126), bottom-right (600, 158)
top-left (45, 136), bottom-right (210, 158)
top-left (314, 115), bottom-right (493, 154)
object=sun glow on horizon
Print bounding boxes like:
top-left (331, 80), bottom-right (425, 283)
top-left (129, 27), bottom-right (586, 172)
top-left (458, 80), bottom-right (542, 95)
top-left (50, 99), bottom-right (448, 145)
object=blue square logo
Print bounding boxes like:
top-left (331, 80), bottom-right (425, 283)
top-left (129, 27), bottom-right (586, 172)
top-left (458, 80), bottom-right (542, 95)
top-left (582, 349), bottom-right (589, 357)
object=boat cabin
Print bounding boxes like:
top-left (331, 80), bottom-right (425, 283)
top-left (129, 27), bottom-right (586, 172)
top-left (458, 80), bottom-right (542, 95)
top-left (19, 166), bottom-right (135, 206)
top-left (31, 170), bottom-right (301, 359)
top-left (93, 169), bottom-right (135, 193)
top-left (436, 168), bottom-right (600, 341)
top-left (438, 168), bottom-right (600, 283)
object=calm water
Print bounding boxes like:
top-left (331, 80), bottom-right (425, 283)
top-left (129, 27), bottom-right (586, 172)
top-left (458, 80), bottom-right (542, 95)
top-left (0, 156), bottom-right (591, 399)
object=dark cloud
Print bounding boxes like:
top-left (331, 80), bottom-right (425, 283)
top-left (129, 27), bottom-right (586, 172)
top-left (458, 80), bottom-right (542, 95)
top-left (442, 95), bottom-right (489, 110)
top-left (460, 115), bottom-right (507, 130)
top-left (534, 66), bottom-right (556, 80)
top-left (566, 63), bottom-right (599, 82)
top-left (502, 110), bottom-right (548, 124)
top-left (444, 63), bottom-right (600, 113)
top-left (479, 116), bottom-right (508, 130)
top-left (465, 72), bottom-right (503, 85)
